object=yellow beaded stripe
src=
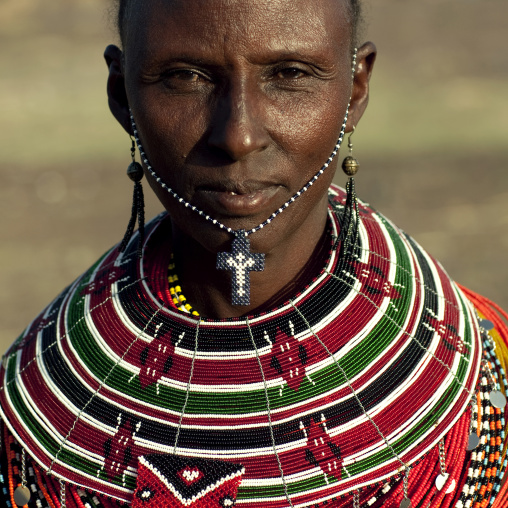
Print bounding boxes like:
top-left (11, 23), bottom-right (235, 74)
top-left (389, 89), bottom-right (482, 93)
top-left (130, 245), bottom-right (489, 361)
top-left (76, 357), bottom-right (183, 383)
top-left (168, 254), bottom-right (200, 316)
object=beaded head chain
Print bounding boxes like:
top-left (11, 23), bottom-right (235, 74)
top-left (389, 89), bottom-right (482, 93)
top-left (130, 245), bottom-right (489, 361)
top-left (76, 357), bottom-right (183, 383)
top-left (130, 50), bottom-right (358, 306)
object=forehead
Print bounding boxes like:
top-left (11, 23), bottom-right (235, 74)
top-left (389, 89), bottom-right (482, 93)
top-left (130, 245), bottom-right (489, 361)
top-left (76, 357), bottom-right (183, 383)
top-left (124, 0), bottom-right (352, 61)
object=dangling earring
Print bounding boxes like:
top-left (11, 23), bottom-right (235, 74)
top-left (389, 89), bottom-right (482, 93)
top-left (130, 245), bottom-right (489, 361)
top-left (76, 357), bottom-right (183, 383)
top-left (119, 136), bottom-right (145, 258)
top-left (338, 127), bottom-right (360, 257)
top-left (341, 126), bottom-right (360, 178)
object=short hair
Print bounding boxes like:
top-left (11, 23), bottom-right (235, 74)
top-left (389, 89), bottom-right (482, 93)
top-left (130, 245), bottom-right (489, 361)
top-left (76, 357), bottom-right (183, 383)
top-left (115, 0), bottom-right (363, 49)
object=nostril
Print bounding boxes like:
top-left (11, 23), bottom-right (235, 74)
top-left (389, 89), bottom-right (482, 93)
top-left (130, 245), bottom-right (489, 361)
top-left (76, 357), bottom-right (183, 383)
top-left (208, 122), bottom-right (269, 161)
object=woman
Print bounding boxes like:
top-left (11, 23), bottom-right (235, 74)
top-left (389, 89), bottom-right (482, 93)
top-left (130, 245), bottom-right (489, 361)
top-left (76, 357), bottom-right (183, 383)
top-left (1, 0), bottom-right (507, 507)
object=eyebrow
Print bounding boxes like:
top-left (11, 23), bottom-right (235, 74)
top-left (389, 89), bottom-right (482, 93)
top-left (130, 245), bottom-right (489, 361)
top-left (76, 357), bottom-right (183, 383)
top-left (137, 46), bottom-right (337, 70)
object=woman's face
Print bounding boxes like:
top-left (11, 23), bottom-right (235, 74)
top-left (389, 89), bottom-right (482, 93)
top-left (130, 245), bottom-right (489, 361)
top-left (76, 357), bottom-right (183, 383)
top-left (110, 0), bottom-right (374, 254)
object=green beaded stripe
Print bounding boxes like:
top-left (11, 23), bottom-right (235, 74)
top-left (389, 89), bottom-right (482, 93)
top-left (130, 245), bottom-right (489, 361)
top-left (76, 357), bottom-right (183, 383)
top-left (66, 298), bottom-right (414, 415)
top-left (63, 218), bottom-right (416, 416)
top-left (4, 346), bottom-right (469, 503)
top-left (4, 356), bottom-right (137, 493)
top-left (1, 204), bottom-right (480, 505)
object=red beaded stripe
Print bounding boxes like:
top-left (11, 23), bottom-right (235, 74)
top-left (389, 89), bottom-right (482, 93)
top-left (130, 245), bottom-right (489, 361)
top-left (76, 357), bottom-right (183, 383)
top-left (0, 186), bottom-right (483, 506)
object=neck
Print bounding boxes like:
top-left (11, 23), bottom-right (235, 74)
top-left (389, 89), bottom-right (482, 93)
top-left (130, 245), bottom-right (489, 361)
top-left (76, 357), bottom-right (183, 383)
top-left (170, 199), bottom-right (331, 319)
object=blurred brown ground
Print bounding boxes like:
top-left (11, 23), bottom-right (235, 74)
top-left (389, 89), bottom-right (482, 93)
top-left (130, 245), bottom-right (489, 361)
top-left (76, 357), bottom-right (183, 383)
top-left (0, 0), bottom-right (507, 352)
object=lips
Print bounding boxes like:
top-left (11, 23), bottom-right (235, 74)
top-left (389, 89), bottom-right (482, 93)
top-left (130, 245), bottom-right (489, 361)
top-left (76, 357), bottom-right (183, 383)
top-left (194, 182), bottom-right (283, 217)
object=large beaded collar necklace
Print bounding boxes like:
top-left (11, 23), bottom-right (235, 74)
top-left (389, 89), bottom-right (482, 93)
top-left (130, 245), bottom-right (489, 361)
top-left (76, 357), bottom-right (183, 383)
top-left (129, 50), bottom-right (358, 306)
top-left (3, 189), bottom-right (508, 508)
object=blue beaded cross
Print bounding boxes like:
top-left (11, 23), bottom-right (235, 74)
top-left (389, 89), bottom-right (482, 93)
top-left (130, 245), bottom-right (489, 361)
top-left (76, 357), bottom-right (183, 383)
top-left (216, 231), bottom-right (265, 305)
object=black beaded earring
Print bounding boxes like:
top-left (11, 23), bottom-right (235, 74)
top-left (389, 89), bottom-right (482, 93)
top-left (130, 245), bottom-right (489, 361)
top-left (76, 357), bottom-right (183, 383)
top-left (119, 137), bottom-right (145, 258)
top-left (338, 127), bottom-right (360, 257)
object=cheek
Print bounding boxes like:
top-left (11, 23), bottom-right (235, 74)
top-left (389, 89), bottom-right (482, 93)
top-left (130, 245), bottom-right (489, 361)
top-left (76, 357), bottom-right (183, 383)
top-left (130, 90), bottom-right (210, 169)
top-left (129, 77), bottom-right (349, 204)
top-left (268, 92), bottom-right (349, 184)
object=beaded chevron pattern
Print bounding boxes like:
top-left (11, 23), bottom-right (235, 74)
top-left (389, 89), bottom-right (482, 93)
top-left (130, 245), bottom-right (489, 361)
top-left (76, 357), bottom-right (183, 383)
top-left (0, 185), bottom-right (494, 507)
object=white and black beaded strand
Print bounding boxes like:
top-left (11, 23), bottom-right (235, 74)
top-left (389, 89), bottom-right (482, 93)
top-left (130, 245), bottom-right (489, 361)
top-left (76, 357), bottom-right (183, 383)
top-left (482, 337), bottom-right (508, 411)
top-left (467, 393), bottom-right (481, 452)
top-left (472, 369), bottom-right (497, 507)
top-left (481, 326), bottom-right (508, 504)
top-left (475, 360), bottom-right (506, 506)
top-left (367, 480), bottom-right (399, 507)
top-left (130, 50), bottom-right (358, 306)
top-left (459, 371), bottom-right (492, 507)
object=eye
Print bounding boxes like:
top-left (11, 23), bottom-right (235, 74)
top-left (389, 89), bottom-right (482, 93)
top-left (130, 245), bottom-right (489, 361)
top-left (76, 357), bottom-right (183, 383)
top-left (169, 70), bottom-right (202, 82)
top-left (161, 69), bottom-right (210, 90)
top-left (275, 67), bottom-right (307, 80)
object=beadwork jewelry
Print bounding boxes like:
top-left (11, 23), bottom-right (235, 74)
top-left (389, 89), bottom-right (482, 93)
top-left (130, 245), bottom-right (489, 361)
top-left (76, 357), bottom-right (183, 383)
top-left (168, 253), bottom-right (199, 316)
top-left (119, 136), bottom-right (145, 258)
top-left (106, 223), bottom-right (489, 508)
top-left (399, 468), bottom-right (412, 508)
top-left (341, 126), bottom-right (360, 177)
top-left (130, 50), bottom-right (358, 306)
top-left (13, 448), bottom-right (31, 506)
top-left (483, 360), bottom-right (508, 409)
top-left (60, 479), bottom-right (67, 508)
top-left (139, 253), bottom-right (508, 508)
top-left (435, 439), bottom-right (456, 494)
top-left (4, 187), bottom-right (508, 508)
top-left (338, 127), bottom-right (361, 259)
top-left (353, 490), bottom-right (360, 508)
top-left (467, 394), bottom-right (481, 451)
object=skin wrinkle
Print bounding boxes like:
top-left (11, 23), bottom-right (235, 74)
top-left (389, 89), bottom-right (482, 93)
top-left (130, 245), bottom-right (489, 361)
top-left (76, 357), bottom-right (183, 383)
top-left (116, 0), bottom-right (363, 49)
top-left (105, 0), bottom-right (375, 318)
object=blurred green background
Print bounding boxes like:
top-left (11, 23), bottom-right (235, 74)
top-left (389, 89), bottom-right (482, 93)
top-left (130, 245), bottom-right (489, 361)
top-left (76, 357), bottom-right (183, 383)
top-left (1, 0), bottom-right (507, 351)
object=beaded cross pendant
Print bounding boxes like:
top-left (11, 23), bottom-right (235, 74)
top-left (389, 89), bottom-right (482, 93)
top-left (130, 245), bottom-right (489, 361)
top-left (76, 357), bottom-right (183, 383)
top-left (217, 231), bottom-right (265, 305)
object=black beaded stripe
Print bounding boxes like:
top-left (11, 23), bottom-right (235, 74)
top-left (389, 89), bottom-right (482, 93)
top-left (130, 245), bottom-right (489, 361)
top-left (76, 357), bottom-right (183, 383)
top-left (25, 203), bottom-right (453, 459)
top-left (36, 308), bottom-right (441, 455)
top-left (30, 211), bottom-right (446, 454)
top-left (9, 284), bottom-right (69, 356)
top-left (168, 270), bottom-right (354, 353)
top-left (114, 215), bottom-right (363, 353)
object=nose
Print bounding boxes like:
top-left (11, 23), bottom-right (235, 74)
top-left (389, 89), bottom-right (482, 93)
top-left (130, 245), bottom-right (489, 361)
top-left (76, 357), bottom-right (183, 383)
top-left (207, 82), bottom-right (269, 161)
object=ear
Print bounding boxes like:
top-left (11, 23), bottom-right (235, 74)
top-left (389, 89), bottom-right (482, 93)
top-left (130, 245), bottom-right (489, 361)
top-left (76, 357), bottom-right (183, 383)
top-left (345, 42), bottom-right (377, 132)
top-left (104, 44), bottom-right (132, 135)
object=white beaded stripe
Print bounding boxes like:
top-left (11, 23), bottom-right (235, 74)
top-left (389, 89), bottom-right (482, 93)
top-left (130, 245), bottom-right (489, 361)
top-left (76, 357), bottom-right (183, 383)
top-left (130, 49), bottom-right (358, 239)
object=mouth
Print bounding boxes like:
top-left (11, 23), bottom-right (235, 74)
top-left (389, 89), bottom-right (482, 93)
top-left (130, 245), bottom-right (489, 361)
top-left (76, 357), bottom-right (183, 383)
top-left (194, 181), bottom-right (283, 217)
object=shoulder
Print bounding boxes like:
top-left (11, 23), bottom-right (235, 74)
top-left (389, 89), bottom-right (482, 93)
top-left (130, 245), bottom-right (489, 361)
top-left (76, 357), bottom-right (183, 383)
top-left (2, 212), bottom-right (170, 358)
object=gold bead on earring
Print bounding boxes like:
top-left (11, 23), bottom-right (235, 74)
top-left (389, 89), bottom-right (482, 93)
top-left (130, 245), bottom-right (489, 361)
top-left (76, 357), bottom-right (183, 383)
top-left (341, 126), bottom-right (360, 177)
